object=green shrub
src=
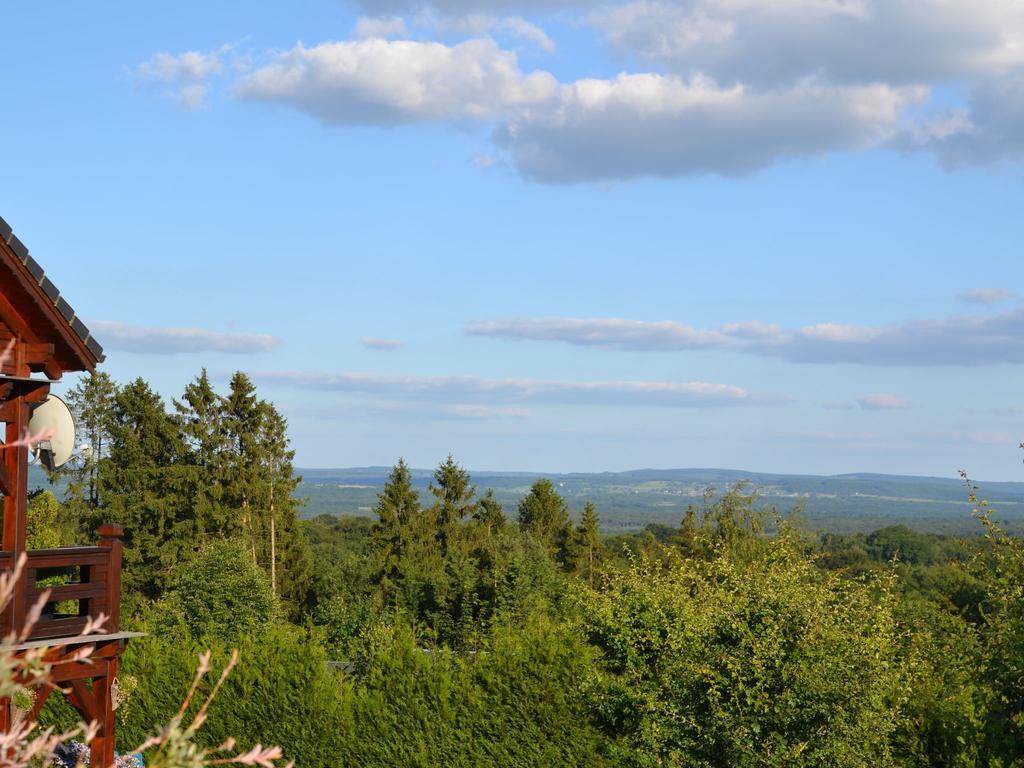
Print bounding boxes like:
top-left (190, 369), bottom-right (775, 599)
top-left (578, 533), bottom-right (911, 768)
top-left (339, 613), bottom-right (610, 767)
top-left (153, 539), bottom-right (277, 644)
top-left (119, 629), bottom-right (348, 766)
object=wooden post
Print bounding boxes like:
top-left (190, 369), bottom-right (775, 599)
top-left (89, 658), bottom-right (118, 768)
top-left (97, 524), bottom-right (123, 634)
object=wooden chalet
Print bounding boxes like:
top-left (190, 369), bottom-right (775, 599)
top-left (0, 214), bottom-right (134, 766)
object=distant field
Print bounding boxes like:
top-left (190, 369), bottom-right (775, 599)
top-left (295, 467), bottom-right (1024, 536)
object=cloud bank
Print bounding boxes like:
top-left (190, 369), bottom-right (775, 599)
top-left (150, 0), bottom-right (1024, 180)
top-left (135, 45), bottom-right (233, 109)
top-left (257, 370), bottom-right (784, 407)
top-left (91, 321), bottom-right (281, 354)
top-left (360, 336), bottom-right (404, 350)
top-left (467, 307), bottom-right (1024, 365)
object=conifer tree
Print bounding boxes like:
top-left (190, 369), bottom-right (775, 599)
top-left (572, 501), bottom-right (602, 587)
top-left (63, 370), bottom-right (117, 515)
top-left (98, 378), bottom-right (190, 599)
top-left (428, 454), bottom-right (476, 555)
top-left (518, 478), bottom-right (571, 562)
top-left (174, 369), bottom-right (228, 539)
top-left (254, 400), bottom-right (310, 615)
top-left (473, 488), bottom-right (506, 537)
top-left (371, 459), bottom-right (422, 605)
top-left (221, 372), bottom-right (264, 563)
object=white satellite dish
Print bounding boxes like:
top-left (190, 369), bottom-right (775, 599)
top-left (28, 394), bottom-right (76, 471)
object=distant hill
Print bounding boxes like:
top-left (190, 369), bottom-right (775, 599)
top-left (295, 467), bottom-right (1024, 536)
top-left (29, 464), bottom-right (1023, 536)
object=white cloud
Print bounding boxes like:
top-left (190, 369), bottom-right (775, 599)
top-left (236, 38), bottom-right (557, 125)
top-left (90, 320), bottom-right (281, 354)
top-left (354, 16), bottom-right (411, 39)
top-left (592, 0), bottom-right (1024, 88)
top-left (467, 317), bottom-right (727, 349)
top-left (157, 0), bottom-right (1024, 179)
top-left (443, 404), bottom-right (531, 418)
top-left (136, 50), bottom-right (225, 83)
top-left (356, 0), bottom-right (590, 12)
top-left (959, 287), bottom-right (1017, 305)
top-left (496, 17), bottom-right (556, 52)
top-left (494, 73), bottom-right (917, 182)
top-left (360, 336), bottom-right (404, 350)
top-left (468, 306), bottom-right (1024, 365)
top-left (857, 393), bottom-right (910, 410)
top-left (256, 370), bottom-right (784, 407)
top-left (589, 0), bottom-right (1024, 169)
top-left (135, 45), bottom-right (232, 109)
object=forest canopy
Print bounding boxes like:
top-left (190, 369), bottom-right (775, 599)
top-left (29, 369), bottom-right (1024, 767)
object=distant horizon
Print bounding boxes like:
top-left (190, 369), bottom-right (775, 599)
top-left (293, 464), bottom-right (1024, 486)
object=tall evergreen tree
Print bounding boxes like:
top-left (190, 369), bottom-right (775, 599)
top-left (98, 378), bottom-right (190, 599)
top-left (428, 454), bottom-right (476, 555)
top-left (63, 370), bottom-right (117, 516)
top-left (473, 488), bottom-right (506, 537)
top-left (173, 369), bottom-right (229, 539)
top-left (371, 459), bottom-right (422, 606)
top-left (221, 372), bottom-right (264, 564)
top-left (571, 501), bottom-right (602, 587)
top-left (253, 400), bottom-right (310, 617)
top-left (518, 478), bottom-right (571, 561)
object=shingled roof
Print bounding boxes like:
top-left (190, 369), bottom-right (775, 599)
top-left (0, 214), bottom-right (104, 374)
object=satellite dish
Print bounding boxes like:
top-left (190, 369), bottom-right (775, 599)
top-left (28, 394), bottom-right (76, 471)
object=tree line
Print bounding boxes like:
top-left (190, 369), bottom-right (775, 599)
top-left (27, 369), bottom-right (1024, 766)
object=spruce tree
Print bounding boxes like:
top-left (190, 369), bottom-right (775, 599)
top-left (221, 372), bottom-right (264, 563)
top-left (371, 459), bottom-right (421, 606)
top-left (473, 488), bottom-right (506, 537)
top-left (254, 400), bottom-right (310, 617)
top-left (99, 377), bottom-right (190, 599)
top-left (572, 501), bottom-right (602, 587)
top-left (63, 370), bottom-right (117, 515)
top-left (174, 369), bottom-right (228, 539)
top-left (518, 478), bottom-right (571, 562)
top-left (428, 454), bottom-right (476, 555)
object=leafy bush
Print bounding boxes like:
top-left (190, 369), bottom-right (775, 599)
top-left (117, 629), bottom-right (348, 767)
top-left (578, 532), bottom-right (911, 768)
top-left (338, 613), bottom-right (610, 767)
top-left (153, 539), bottom-right (277, 644)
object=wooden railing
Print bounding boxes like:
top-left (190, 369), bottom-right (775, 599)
top-left (0, 524), bottom-right (122, 640)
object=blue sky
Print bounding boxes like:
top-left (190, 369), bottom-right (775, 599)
top-left (2, 0), bottom-right (1023, 478)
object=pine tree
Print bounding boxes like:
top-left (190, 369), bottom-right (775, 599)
top-left (518, 478), bottom-right (571, 562)
top-left (254, 400), bottom-right (310, 616)
top-left (63, 371), bottom-right (117, 515)
top-left (572, 501), bottom-right (602, 587)
top-left (221, 372), bottom-right (264, 564)
top-left (173, 369), bottom-right (228, 539)
top-left (428, 454), bottom-right (476, 555)
top-left (473, 488), bottom-right (506, 537)
top-left (371, 459), bottom-right (422, 606)
top-left (98, 378), bottom-right (190, 599)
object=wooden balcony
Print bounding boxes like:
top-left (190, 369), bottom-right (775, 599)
top-left (0, 524), bottom-right (123, 641)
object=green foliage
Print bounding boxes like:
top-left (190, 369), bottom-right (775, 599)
top-left (517, 479), bottom-right (570, 561)
top-left (153, 539), bottom-right (278, 644)
top-left (26, 489), bottom-right (61, 550)
top-left (473, 488), bottom-right (506, 536)
top-left (97, 377), bottom-right (192, 601)
top-left (116, 630), bottom-right (348, 767)
top-left (338, 613), bottom-right (610, 767)
top-left (570, 501), bottom-right (603, 587)
top-left (429, 454), bottom-right (476, 555)
top-left (579, 532), bottom-right (910, 767)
